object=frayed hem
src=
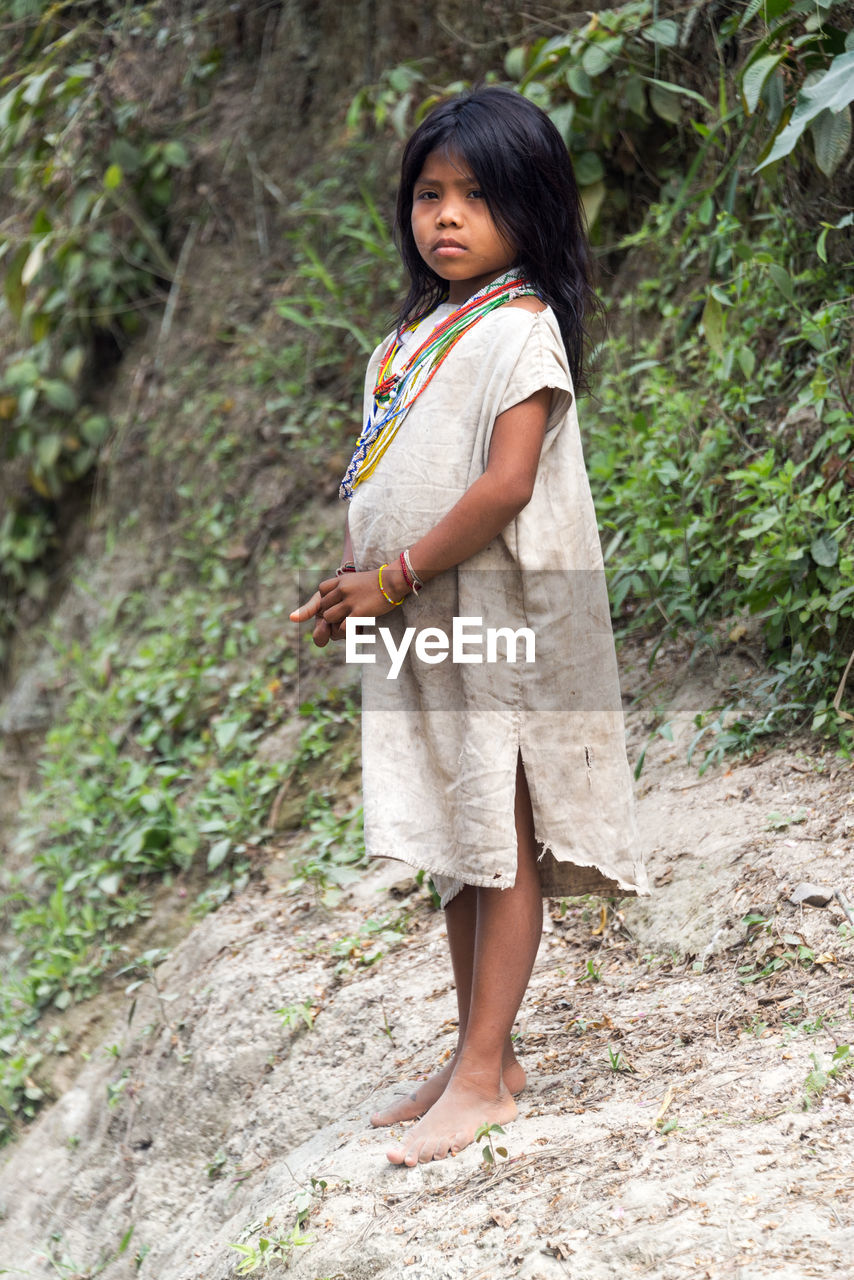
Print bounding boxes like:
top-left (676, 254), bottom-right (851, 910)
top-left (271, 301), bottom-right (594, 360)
top-left (368, 850), bottom-right (515, 894)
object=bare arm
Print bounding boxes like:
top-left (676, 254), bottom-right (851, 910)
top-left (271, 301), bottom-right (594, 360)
top-left (341, 514), bottom-right (354, 567)
top-left (290, 385), bottom-right (551, 641)
top-left (394, 384), bottom-right (549, 586)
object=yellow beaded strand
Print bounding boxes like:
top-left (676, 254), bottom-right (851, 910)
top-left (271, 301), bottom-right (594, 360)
top-left (378, 563), bottom-right (405, 607)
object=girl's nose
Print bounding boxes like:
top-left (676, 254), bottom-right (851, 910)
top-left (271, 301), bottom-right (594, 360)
top-left (436, 198), bottom-right (462, 226)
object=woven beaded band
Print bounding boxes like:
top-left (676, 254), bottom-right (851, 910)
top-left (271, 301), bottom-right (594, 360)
top-left (336, 562), bottom-right (356, 576)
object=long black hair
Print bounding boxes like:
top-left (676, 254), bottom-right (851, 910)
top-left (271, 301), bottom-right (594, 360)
top-left (394, 86), bottom-right (602, 394)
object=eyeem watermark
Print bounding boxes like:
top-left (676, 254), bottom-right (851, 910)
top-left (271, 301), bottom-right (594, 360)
top-left (346, 616), bottom-right (536, 680)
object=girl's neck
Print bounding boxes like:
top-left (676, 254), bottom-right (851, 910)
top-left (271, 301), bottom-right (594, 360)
top-left (446, 265), bottom-right (521, 307)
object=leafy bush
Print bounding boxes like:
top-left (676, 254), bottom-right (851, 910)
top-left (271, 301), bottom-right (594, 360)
top-left (587, 201), bottom-right (853, 748)
top-left (0, 2), bottom-right (205, 658)
top-left (349, 2), bottom-right (854, 230)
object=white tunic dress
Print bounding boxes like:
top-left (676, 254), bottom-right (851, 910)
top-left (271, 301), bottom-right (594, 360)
top-left (346, 302), bottom-right (648, 900)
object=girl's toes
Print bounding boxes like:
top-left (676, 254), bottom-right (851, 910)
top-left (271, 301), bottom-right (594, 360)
top-left (409, 1134), bottom-right (435, 1164)
top-left (449, 1128), bottom-right (468, 1156)
top-left (434, 1134), bottom-right (455, 1161)
top-left (422, 1133), bottom-right (451, 1163)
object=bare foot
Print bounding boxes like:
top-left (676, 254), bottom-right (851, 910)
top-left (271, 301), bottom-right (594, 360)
top-left (386, 1074), bottom-right (518, 1165)
top-left (370, 1052), bottom-right (525, 1128)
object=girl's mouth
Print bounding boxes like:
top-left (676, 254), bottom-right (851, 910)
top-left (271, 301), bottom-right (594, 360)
top-left (434, 240), bottom-right (466, 256)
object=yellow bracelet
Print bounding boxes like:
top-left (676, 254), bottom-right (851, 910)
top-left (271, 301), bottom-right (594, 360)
top-left (378, 563), bottom-right (405, 606)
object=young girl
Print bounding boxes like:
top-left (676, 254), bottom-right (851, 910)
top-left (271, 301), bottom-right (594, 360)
top-left (290, 86), bottom-right (647, 1167)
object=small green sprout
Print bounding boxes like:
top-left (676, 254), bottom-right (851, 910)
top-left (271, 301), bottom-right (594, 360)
top-left (276, 1001), bottom-right (315, 1031)
top-left (228, 1223), bottom-right (313, 1274)
top-left (607, 1044), bottom-right (635, 1074)
top-left (476, 1121), bottom-right (508, 1167)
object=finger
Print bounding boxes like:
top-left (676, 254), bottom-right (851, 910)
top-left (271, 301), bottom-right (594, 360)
top-left (312, 616), bottom-right (332, 647)
top-left (322, 600), bottom-right (351, 626)
top-left (289, 590), bottom-right (323, 622)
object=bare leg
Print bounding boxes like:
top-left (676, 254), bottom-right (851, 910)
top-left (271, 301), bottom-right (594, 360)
top-left (370, 883), bottom-right (525, 1126)
top-left (386, 757), bottom-right (543, 1164)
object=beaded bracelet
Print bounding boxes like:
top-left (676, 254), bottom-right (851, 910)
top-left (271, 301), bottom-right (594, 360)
top-left (402, 548), bottom-right (424, 593)
top-left (336, 562), bottom-right (356, 576)
top-left (399, 551), bottom-right (419, 595)
top-left (378, 563), bottom-right (405, 607)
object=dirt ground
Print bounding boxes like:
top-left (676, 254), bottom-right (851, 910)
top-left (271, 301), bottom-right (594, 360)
top-left (1, 636), bottom-right (853, 1280)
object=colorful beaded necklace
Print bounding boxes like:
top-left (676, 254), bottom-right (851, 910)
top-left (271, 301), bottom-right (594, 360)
top-left (339, 268), bottom-right (538, 499)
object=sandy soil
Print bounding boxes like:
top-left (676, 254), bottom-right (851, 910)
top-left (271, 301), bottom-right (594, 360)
top-left (1, 637), bottom-right (852, 1280)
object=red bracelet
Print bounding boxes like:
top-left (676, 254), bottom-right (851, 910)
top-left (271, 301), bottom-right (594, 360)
top-left (336, 563), bottom-right (356, 576)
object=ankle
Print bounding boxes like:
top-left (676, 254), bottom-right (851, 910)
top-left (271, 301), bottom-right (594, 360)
top-left (452, 1054), bottom-right (504, 1092)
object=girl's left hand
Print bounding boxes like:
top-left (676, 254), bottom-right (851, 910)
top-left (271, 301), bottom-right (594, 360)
top-left (289, 578), bottom-right (338, 647)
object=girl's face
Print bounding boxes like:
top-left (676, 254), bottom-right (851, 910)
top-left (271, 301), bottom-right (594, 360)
top-left (410, 148), bottom-right (517, 304)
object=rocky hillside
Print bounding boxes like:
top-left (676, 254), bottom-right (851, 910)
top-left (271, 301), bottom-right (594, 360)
top-left (1, 638), bottom-right (853, 1278)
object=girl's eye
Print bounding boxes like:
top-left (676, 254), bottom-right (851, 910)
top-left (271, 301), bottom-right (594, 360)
top-left (468, 189), bottom-right (484, 199)
top-left (416, 190), bottom-right (438, 200)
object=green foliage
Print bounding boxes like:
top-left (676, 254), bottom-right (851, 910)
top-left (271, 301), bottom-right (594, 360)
top-left (259, 175), bottom-right (402, 465)
top-left (347, 61), bottom-right (437, 137)
top-left (588, 203), bottom-right (853, 755)
top-left (228, 1224), bottom-right (313, 1275)
top-left (274, 688), bottom-right (367, 905)
top-left (738, 913), bottom-right (821, 984)
top-left (507, 0), bottom-right (854, 191)
top-left (276, 1000), bottom-right (316, 1031)
top-left (803, 1043), bottom-right (851, 1108)
top-left (287, 793), bottom-right (366, 905)
top-left (0, 587), bottom-right (293, 1143)
top-left (329, 915), bottom-right (406, 977)
top-left (289, 689), bottom-right (361, 776)
top-left (607, 1044), bottom-right (635, 1073)
top-left (35, 1222), bottom-right (135, 1279)
top-left (117, 947), bottom-right (176, 1029)
top-left (0, 2), bottom-right (210, 658)
top-left (504, 0), bottom-right (696, 219)
top-left (475, 1120), bottom-right (508, 1166)
top-left (229, 1172), bottom-right (338, 1274)
top-left (228, 1213), bottom-right (315, 1274)
top-left (292, 1175), bottom-right (331, 1228)
top-left (351, 2), bottom-right (853, 232)
top-left (743, 14), bottom-right (854, 175)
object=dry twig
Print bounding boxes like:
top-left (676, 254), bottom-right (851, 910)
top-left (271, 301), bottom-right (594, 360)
top-left (832, 646), bottom-right (854, 722)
